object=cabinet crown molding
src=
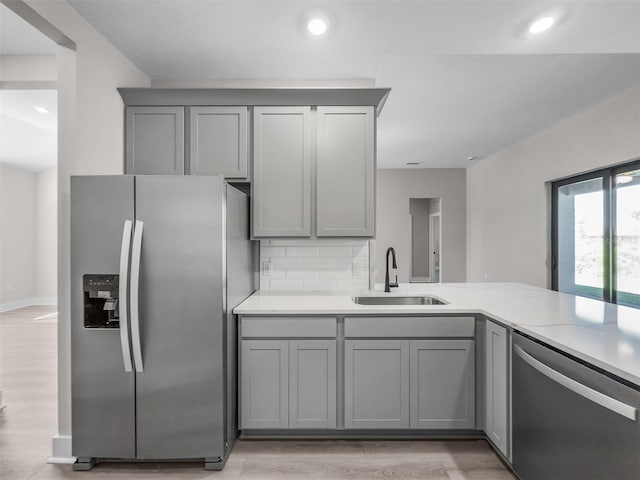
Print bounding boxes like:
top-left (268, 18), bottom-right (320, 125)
top-left (117, 88), bottom-right (391, 116)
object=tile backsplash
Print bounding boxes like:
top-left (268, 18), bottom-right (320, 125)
top-left (259, 239), bottom-right (370, 292)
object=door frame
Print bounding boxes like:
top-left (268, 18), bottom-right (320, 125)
top-left (429, 212), bottom-right (441, 283)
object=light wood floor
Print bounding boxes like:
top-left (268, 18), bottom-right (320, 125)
top-left (1, 306), bottom-right (516, 479)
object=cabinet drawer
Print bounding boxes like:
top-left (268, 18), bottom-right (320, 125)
top-left (241, 317), bottom-right (337, 338)
top-left (344, 316), bottom-right (474, 338)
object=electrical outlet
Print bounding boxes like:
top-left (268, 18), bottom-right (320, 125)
top-left (262, 261), bottom-right (273, 277)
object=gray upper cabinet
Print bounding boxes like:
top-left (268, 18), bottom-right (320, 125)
top-left (316, 106), bottom-right (375, 237)
top-left (189, 107), bottom-right (249, 179)
top-left (125, 107), bottom-right (185, 175)
top-left (252, 107), bottom-right (312, 237)
top-left (345, 339), bottom-right (410, 429)
top-left (252, 106), bottom-right (376, 239)
top-left (485, 320), bottom-right (509, 457)
top-left (410, 340), bottom-right (475, 429)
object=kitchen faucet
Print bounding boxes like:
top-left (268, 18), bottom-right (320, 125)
top-left (384, 247), bottom-right (398, 292)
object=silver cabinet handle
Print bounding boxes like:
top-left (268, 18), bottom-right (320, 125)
top-left (514, 345), bottom-right (636, 421)
top-left (130, 220), bottom-right (144, 372)
top-left (118, 220), bottom-right (133, 372)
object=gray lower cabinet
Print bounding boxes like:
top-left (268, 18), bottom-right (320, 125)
top-left (240, 339), bottom-right (337, 429)
top-left (410, 340), bottom-right (475, 429)
top-left (344, 339), bottom-right (475, 430)
top-left (241, 316), bottom-right (477, 433)
top-left (345, 340), bottom-right (410, 429)
top-left (289, 340), bottom-right (337, 428)
top-left (125, 106), bottom-right (185, 175)
top-left (189, 106), bottom-right (249, 179)
top-left (240, 340), bottom-right (289, 429)
top-left (485, 320), bottom-right (509, 457)
top-left (252, 106), bottom-right (312, 237)
top-left (316, 106), bottom-right (375, 237)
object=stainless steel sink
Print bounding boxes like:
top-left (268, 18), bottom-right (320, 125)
top-left (352, 295), bottom-right (446, 305)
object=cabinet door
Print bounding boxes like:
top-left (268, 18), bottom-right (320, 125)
top-left (345, 340), bottom-right (410, 428)
top-left (485, 321), bottom-right (509, 456)
top-left (410, 340), bottom-right (475, 429)
top-left (289, 340), bottom-right (337, 428)
top-left (125, 106), bottom-right (184, 175)
top-left (240, 340), bottom-right (289, 429)
top-left (316, 106), bottom-right (375, 237)
top-left (252, 107), bottom-right (311, 237)
top-left (189, 107), bottom-right (248, 179)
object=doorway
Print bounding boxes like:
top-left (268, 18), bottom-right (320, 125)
top-left (409, 197), bottom-right (441, 283)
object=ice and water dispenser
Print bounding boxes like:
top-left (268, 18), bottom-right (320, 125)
top-left (83, 274), bottom-right (120, 328)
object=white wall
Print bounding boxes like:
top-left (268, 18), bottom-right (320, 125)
top-left (376, 169), bottom-right (466, 284)
top-left (0, 165), bottom-right (37, 310)
top-left (36, 166), bottom-right (57, 300)
top-left (0, 165), bottom-right (57, 310)
top-left (0, 54), bottom-right (56, 85)
top-left (467, 82), bottom-right (640, 287)
top-left (21, 0), bottom-right (151, 459)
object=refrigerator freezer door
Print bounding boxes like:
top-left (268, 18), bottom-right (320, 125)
top-left (134, 175), bottom-right (226, 460)
top-left (71, 176), bottom-right (136, 459)
top-left (118, 220), bottom-right (134, 372)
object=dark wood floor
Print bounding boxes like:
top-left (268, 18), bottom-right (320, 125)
top-left (0, 306), bottom-right (515, 479)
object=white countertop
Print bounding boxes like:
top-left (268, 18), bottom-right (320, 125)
top-left (234, 283), bottom-right (640, 386)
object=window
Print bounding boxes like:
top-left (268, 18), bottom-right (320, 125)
top-left (552, 159), bottom-right (640, 308)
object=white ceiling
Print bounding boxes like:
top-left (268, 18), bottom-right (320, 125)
top-left (5, 1), bottom-right (640, 169)
top-left (0, 90), bottom-right (57, 172)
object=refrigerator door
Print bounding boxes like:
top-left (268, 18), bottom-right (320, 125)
top-left (134, 175), bottom-right (226, 460)
top-left (71, 176), bottom-right (136, 458)
top-left (224, 184), bottom-right (258, 448)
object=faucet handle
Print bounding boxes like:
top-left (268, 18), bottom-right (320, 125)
top-left (390, 275), bottom-right (399, 288)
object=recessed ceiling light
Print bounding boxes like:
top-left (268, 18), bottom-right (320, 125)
top-left (616, 175), bottom-right (634, 185)
top-left (307, 18), bottom-right (328, 36)
top-left (467, 156), bottom-right (478, 161)
top-left (34, 105), bottom-right (51, 114)
top-left (528, 16), bottom-right (555, 34)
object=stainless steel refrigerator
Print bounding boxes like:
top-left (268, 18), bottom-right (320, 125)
top-left (70, 175), bottom-right (256, 470)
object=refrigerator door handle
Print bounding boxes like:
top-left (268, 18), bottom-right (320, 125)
top-left (118, 220), bottom-right (134, 372)
top-left (514, 344), bottom-right (636, 421)
top-left (130, 220), bottom-right (144, 372)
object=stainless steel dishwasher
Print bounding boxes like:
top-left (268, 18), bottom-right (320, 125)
top-left (512, 332), bottom-right (640, 480)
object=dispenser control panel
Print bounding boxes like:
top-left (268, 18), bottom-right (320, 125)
top-left (83, 274), bottom-right (120, 329)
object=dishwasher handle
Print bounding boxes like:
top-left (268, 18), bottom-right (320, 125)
top-left (514, 345), bottom-right (637, 421)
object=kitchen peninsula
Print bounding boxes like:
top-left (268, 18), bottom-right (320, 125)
top-left (235, 282), bottom-right (640, 479)
top-left (236, 283), bottom-right (640, 384)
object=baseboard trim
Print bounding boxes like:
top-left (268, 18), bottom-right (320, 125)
top-left (48, 456), bottom-right (76, 465)
top-left (0, 297), bottom-right (57, 313)
top-left (240, 429), bottom-right (485, 439)
top-left (49, 434), bottom-right (75, 464)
